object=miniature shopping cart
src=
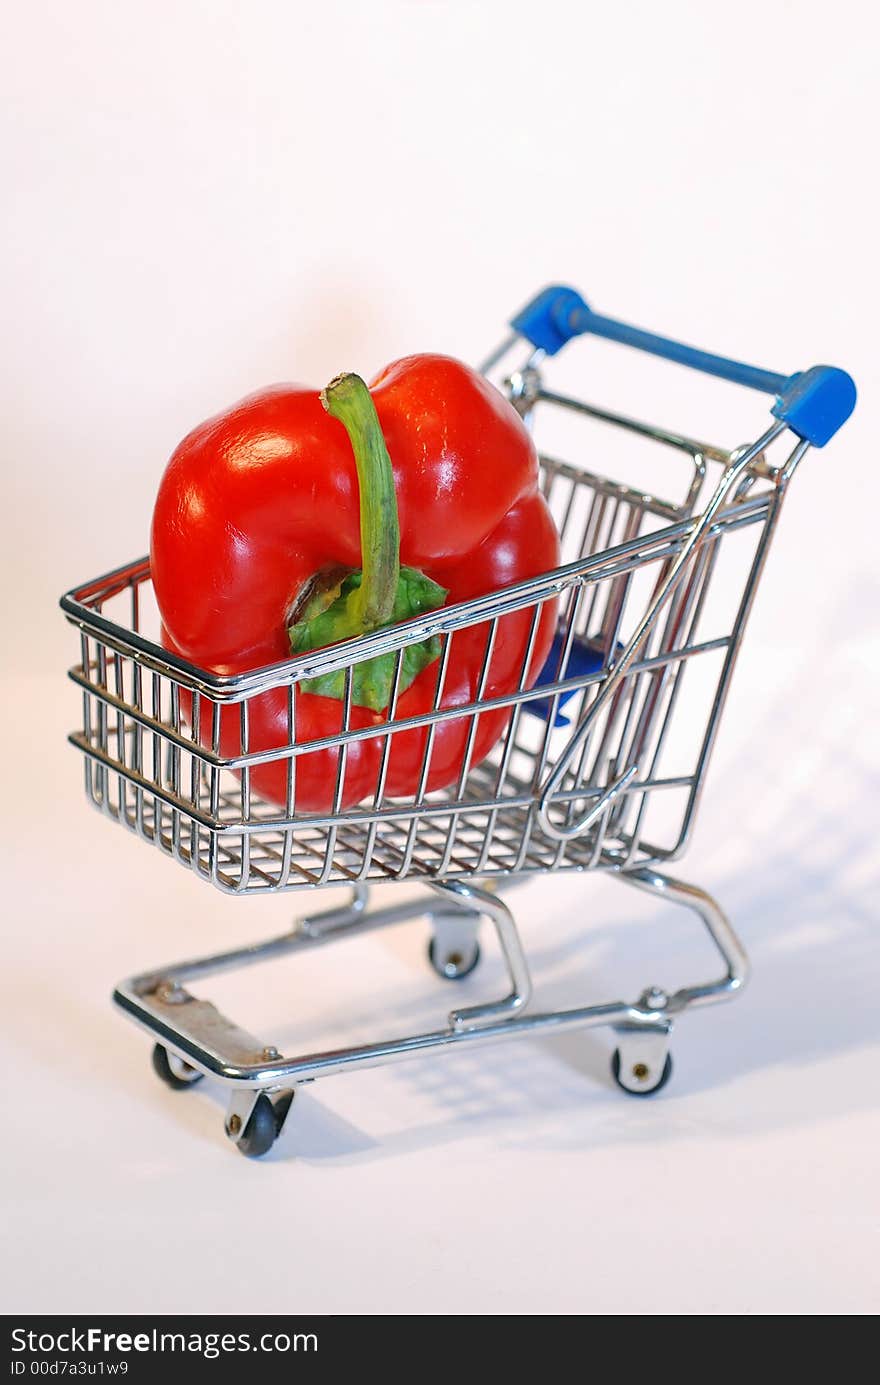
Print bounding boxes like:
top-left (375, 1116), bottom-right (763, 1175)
top-left (61, 285), bottom-right (855, 1157)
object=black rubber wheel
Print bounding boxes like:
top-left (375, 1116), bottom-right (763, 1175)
top-left (611, 1047), bottom-right (673, 1097)
top-left (428, 936), bottom-right (481, 981)
top-left (234, 1093), bottom-right (278, 1159)
top-left (151, 1043), bottom-right (204, 1091)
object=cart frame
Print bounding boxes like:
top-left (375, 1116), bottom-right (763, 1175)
top-left (61, 285), bottom-right (854, 1154)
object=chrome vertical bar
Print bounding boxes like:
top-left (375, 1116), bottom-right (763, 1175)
top-left (237, 698), bottom-right (251, 889)
top-left (397, 632), bottom-right (453, 879)
top-left (436, 617), bottom-right (499, 877)
top-left (357, 648), bottom-right (405, 882)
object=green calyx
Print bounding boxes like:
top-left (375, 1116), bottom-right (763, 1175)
top-left (287, 373), bottom-right (447, 713)
top-left (289, 566), bottom-right (447, 712)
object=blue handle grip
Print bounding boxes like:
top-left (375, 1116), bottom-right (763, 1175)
top-left (510, 285), bottom-right (856, 447)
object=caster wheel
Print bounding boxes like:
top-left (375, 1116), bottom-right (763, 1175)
top-left (611, 1047), bottom-right (673, 1097)
top-left (151, 1043), bottom-right (204, 1091)
top-left (428, 936), bottom-right (481, 981)
top-left (231, 1093), bottom-right (279, 1159)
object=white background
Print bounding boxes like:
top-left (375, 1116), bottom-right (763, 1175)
top-left (2, 0), bottom-right (878, 1315)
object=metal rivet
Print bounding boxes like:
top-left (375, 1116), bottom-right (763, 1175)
top-left (155, 980), bottom-right (186, 1004)
top-left (228, 1114), bottom-right (242, 1135)
top-left (632, 1062), bottom-right (650, 1081)
top-left (262, 1046), bottom-right (280, 1060)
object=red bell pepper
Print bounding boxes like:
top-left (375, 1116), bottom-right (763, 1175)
top-left (151, 355), bottom-right (559, 812)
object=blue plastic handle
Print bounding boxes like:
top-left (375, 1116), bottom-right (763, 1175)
top-left (510, 285), bottom-right (856, 447)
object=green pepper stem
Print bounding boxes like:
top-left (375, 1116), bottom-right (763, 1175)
top-left (320, 372), bottom-right (400, 632)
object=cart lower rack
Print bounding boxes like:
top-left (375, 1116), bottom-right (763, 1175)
top-left (61, 285), bottom-right (855, 1156)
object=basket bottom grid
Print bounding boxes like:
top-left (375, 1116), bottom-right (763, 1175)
top-left (86, 756), bottom-right (633, 892)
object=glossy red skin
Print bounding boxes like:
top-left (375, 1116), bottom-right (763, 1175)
top-left (152, 355), bottom-right (559, 812)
